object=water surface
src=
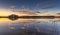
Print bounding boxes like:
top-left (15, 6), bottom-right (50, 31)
top-left (0, 19), bottom-right (60, 35)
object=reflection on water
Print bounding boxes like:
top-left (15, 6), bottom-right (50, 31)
top-left (0, 19), bottom-right (60, 35)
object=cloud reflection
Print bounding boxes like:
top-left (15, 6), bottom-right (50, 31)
top-left (0, 18), bottom-right (58, 35)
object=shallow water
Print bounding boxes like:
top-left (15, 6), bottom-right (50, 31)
top-left (0, 19), bottom-right (60, 35)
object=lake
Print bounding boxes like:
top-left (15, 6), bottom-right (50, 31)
top-left (0, 19), bottom-right (60, 35)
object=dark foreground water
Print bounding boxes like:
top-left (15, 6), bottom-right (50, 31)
top-left (0, 19), bottom-right (60, 35)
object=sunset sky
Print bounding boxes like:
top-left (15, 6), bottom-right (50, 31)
top-left (0, 0), bottom-right (60, 13)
